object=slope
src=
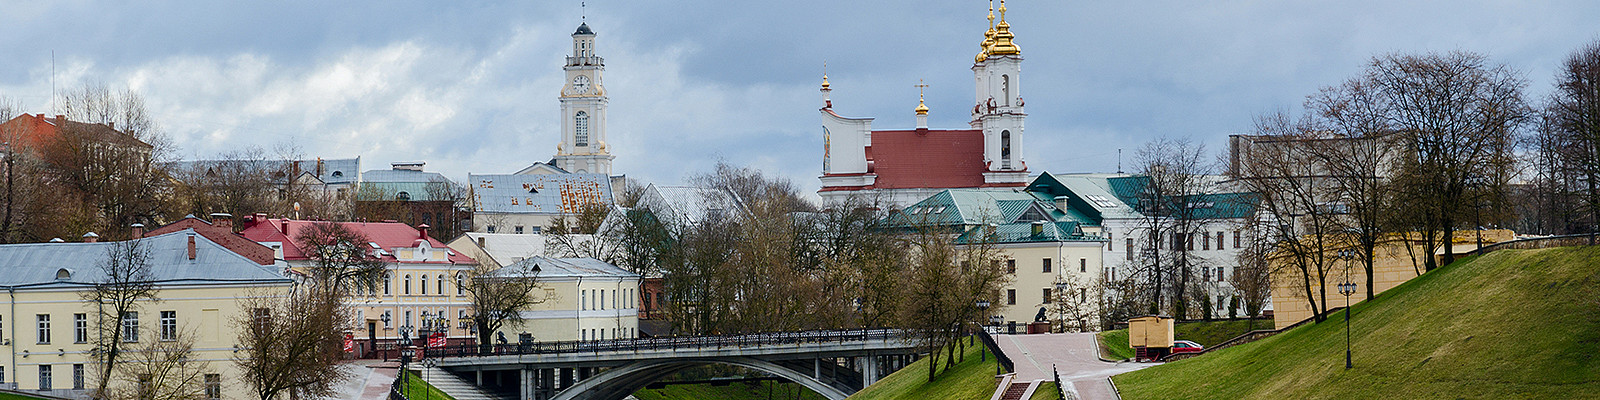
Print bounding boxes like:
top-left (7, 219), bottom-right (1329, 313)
top-left (1112, 246), bottom-right (1600, 399)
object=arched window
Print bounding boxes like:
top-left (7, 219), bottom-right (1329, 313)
top-left (420, 275), bottom-right (428, 295)
top-left (574, 111), bottom-right (590, 147)
top-left (404, 275), bottom-right (412, 295)
top-left (384, 273), bottom-right (392, 295)
top-left (456, 272), bottom-right (466, 296)
top-left (1001, 75), bottom-right (1010, 106)
top-left (396, 191), bottom-right (411, 201)
top-left (436, 275), bottom-right (444, 296)
top-left (1001, 130), bottom-right (1012, 159)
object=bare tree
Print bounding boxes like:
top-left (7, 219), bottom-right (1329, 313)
top-left (84, 239), bottom-right (160, 398)
top-left (234, 288), bottom-right (351, 400)
top-left (112, 331), bottom-right (209, 400)
top-left (463, 261), bottom-right (543, 350)
top-left (1542, 39), bottom-right (1600, 242)
top-left (48, 83), bottom-right (175, 239)
top-left (1230, 218), bottom-right (1274, 330)
top-left (293, 222), bottom-right (387, 301)
top-left (422, 177), bottom-right (469, 239)
top-left (1235, 112), bottom-right (1343, 323)
top-left (1304, 79), bottom-right (1400, 300)
top-left (1131, 137), bottom-right (1215, 318)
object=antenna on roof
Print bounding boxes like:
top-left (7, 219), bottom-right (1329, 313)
top-left (1117, 148), bottom-right (1123, 173)
top-left (581, 1), bottom-right (586, 21)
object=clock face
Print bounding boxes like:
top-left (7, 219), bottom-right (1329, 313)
top-left (572, 76), bottom-right (591, 94)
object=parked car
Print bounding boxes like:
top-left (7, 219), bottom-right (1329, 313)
top-left (1172, 340), bottom-right (1204, 354)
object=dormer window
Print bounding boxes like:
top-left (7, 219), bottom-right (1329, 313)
top-left (396, 192), bottom-right (411, 201)
top-left (331, 171), bottom-right (343, 178)
top-left (55, 269), bottom-right (70, 280)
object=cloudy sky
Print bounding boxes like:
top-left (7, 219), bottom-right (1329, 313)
top-left (2, 1), bottom-right (1597, 199)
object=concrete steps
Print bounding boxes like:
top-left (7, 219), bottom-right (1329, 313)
top-left (412, 366), bottom-right (510, 400)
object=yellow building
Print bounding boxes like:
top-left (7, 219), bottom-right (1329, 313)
top-left (1269, 230), bottom-right (1514, 329)
top-left (481, 257), bottom-right (639, 343)
top-left (961, 222), bottom-right (1106, 332)
top-left (0, 230), bottom-right (294, 399)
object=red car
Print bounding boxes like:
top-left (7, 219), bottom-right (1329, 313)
top-left (1171, 340), bottom-right (1204, 354)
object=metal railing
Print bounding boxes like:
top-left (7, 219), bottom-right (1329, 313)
top-left (976, 328), bottom-right (1015, 373)
top-left (423, 329), bottom-right (913, 359)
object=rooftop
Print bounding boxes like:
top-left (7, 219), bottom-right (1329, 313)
top-left (0, 229), bottom-right (290, 288)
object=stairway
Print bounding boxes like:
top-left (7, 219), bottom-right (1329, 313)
top-left (411, 366), bottom-right (511, 400)
top-left (999, 380), bottom-right (1037, 400)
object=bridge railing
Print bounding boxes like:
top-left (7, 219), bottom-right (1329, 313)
top-left (423, 328), bottom-right (915, 359)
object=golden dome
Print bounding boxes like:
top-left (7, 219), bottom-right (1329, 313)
top-left (987, 1), bottom-right (1020, 56)
top-left (975, 2), bottom-right (997, 63)
top-left (821, 74), bottom-right (831, 89)
top-left (914, 99), bottom-right (929, 116)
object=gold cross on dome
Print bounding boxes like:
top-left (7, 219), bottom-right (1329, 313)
top-left (915, 80), bottom-right (929, 101)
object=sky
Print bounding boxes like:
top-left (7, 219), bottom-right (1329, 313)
top-left (2, 1), bottom-right (1598, 201)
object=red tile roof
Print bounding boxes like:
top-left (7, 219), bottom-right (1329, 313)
top-left (0, 114), bottom-right (153, 153)
top-left (865, 129), bottom-right (990, 189)
top-left (238, 215), bottom-right (475, 264)
top-left (145, 216), bottom-right (275, 265)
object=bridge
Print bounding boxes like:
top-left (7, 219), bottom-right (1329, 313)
top-left (423, 329), bottom-right (923, 400)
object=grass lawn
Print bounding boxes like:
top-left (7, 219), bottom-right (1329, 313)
top-left (632, 380), bottom-right (828, 400)
top-left (1028, 381), bottom-right (1060, 400)
top-left (403, 370), bottom-right (456, 400)
top-left (1097, 318), bottom-right (1272, 360)
top-left (1113, 246), bottom-right (1600, 399)
top-left (849, 340), bottom-right (999, 400)
top-left (0, 392), bottom-right (50, 400)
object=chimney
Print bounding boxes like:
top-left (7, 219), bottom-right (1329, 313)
top-left (130, 223), bottom-right (145, 238)
top-left (55, 114), bottom-right (65, 123)
top-left (1054, 195), bottom-right (1070, 211)
top-left (418, 224), bottom-right (431, 241)
top-left (209, 213), bottom-right (234, 230)
top-left (82, 232), bottom-right (99, 243)
top-left (187, 233), bottom-right (197, 260)
top-left (280, 219), bottom-right (289, 234)
top-left (477, 236), bottom-right (486, 249)
top-left (1031, 220), bottom-right (1046, 236)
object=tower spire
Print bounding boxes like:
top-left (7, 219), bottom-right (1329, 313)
top-left (821, 62), bottom-right (832, 108)
top-left (987, 0), bottom-right (1020, 56)
top-left (914, 80), bottom-right (929, 129)
top-left (976, 0), bottom-right (997, 63)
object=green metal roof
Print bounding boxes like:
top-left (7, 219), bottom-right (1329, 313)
top-left (886, 189), bottom-right (1099, 228)
top-left (954, 220), bottom-right (1103, 244)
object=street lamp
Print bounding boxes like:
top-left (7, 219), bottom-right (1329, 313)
top-left (380, 313), bottom-right (392, 360)
top-left (975, 299), bottom-right (991, 362)
top-left (1337, 281), bottom-right (1356, 369)
top-left (399, 324), bottom-right (415, 392)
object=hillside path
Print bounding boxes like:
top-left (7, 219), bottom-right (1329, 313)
top-left (996, 333), bottom-right (1156, 400)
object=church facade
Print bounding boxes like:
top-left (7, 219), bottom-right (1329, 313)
top-left (818, 2), bottom-right (1030, 206)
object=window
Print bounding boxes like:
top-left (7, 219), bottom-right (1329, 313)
top-left (530, 226), bottom-right (542, 234)
top-left (1001, 130), bottom-right (1012, 159)
top-left (382, 311), bottom-right (392, 328)
top-left (1081, 288), bottom-right (1087, 304)
top-left (37, 314), bottom-right (49, 344)
top-left (1042, 288), bottom-right (1052, 304)
top-left (437, 275), bottom-right (445, 295)
top-left (1203, 268), bottom-right (1211, 281)
top-left (1126, 238), bottom-right (1134, 260)
top-left (1107, 232), bottom-right (1113, 251)
top-left (1042, 258), bottom-right (1051, 273)
top-left (486, 225), bottom-right (496, 233)
top-left (404, 311), bottom-right (412, 328)
top-left (575, 111), bottom-right (590, 147)
top-left (1217, 295), bottom-right (1227, 310)
top-left (1085, 195), bottom-right (1118, 208)
top-left (160, 311), bottom-right (177, 341)
top-left (252, 308), bottom-right (271, 329)
top-left (1234, 230), bottom-right (1242, 248)
top-left (74, 314), bottom-right (87, 344)
top-left (582, 290), bottom-right (589, 310)
top-left (1007, 289), bottom-right (1017, 305)
top-left (204, 374), bottom-right (221, 400)
top-left (1080, 258), bottom-right (1087, 273)
top-left (1001, 75), bottom-right (1011, 106)
top-left (1218, 231), bottom-right (1226, 250)
top-left (420, 275), bottom-right (427, 295)
top-left (1218, 267), bottom-right (1226, 282)
top-left (396, 192), bottom-right (411, 201)
top-left (1203, 232), bottom-right (1211, 250)
top-left (38, 365), bottom-right (51, 391)
top-left (122, 312), bottom-right (139, 342)
top-left (384, 273), bottom-right (392, 295)
top-left (73, 364), bottom-right (84, 390)
top-left (1006, 259), bottom-right (1016, 274)
top-left (404, 275), bottom-right (412, 295)
top-left (456, 273), bottom-right (466, 296)
top-left (1187, 233), bottom-right (1195, 251)
top-left (515, 226), bottom-right (524, 234)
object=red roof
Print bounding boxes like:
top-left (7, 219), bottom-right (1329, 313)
top-left (145, 216), bottom-right (275, 265)
top-left (0, 113), bottom-right (153, 153)
top-left (238, 215), bottom-right (475, 264)
top-left (828, 129), bottom-right (1007, 191)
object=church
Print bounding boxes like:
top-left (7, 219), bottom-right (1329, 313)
top-left (818, 1), bottom-right (1030, 206)
top-left (470, 20), bottom-right (625, 234)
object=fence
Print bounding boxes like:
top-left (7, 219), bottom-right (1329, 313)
top-left (976, 328), bottom-right (1015, 373)
top-left (1159, 307), bottom-right (1344, 362)
top-left (423, 329), bottom-right (911, 359)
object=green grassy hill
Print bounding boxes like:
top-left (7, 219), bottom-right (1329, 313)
top-left (632, 380), bottom-right (828, 400)
top-left (1112, 246), bottom-right (1600, 399)
top-left (849, 341), bottom-right (998, 400)
top-left (1098, 318), bottom-right (1273, 360)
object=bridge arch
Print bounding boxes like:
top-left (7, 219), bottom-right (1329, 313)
top-left (550, 357), bottom-right (851, 400)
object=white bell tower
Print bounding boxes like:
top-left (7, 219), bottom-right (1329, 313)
top-left (554, 21), bottom-right (615, 175)
top-left (971, 0), bottom-right (1028, 185)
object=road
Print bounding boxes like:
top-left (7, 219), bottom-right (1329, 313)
top-left (995, 333), bottom-right (1156, 400)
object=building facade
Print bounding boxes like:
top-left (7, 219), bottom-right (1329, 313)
top-left (0, 230), bottom-right (293, 399)
top-left (484, 257), bottom-right (639, 343)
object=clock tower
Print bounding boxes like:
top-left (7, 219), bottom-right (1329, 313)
top-left (553, 22), bottom-right (615, 175)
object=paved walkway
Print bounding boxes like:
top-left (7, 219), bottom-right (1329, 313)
top-left (995, 333), bottom-right (1156, 400)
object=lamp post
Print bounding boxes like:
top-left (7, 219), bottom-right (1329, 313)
top-left (975, 299), bottom-right (991, 362)
top-left (1337, 281), bottom-right (1356, 369)
top-left (380, 313), bottom-right (392, 361)
top-left (399, 324), bottom-right (415, 392)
